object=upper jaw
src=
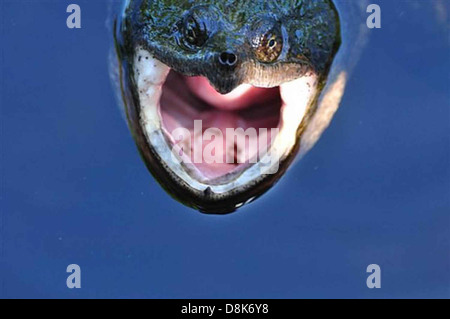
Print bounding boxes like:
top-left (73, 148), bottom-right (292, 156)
top-left (208, 77), bottom-right (242, 94)
top-left (144, 45), bottom-right (312, 95)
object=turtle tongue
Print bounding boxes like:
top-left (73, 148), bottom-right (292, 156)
top-left (185, 76), bottom-right (275, 111)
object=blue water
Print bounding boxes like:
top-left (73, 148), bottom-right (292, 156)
top-left (1, 0), bottom-right (449, 298)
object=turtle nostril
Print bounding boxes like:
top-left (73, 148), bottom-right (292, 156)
top-left (219, 51), bottom-right (238, 67)
top-left (227, 53), bottom-right (237, 65)
top-left (219, 52), bottom-right (228, 65)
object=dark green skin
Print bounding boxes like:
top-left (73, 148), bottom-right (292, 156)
top-left (114, 0), bottom-right (341, 214)
top-left (121, 0), bottom-right (340, 93)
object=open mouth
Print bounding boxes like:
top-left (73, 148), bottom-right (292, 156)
top-left (161, 71), bottom-right (282, 181)
top-left (134, 47), bottom-right (318, 191)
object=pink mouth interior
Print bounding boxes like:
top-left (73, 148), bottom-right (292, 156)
top-left (160, 71), bottom-right (281, 180)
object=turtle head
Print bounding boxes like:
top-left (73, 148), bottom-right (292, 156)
top-left (131, 0), bottom-right (339, 93)
top-left (115, 0), bottom-right (341, 213)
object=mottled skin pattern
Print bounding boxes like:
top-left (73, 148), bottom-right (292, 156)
top-left (122, 0), bottom-right (340, 93)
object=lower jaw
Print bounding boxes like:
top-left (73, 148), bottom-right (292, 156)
top-left (133, 47), bottom-right (318, 192)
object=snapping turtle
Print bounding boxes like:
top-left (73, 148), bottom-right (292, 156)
top-left (111, 0), bottom-right (368, 214)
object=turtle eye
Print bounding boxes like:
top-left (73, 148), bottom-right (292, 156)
top-left (251, 20), bottom-right (283, 63)
top-left (178, 13), bottom-right (209, 51)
